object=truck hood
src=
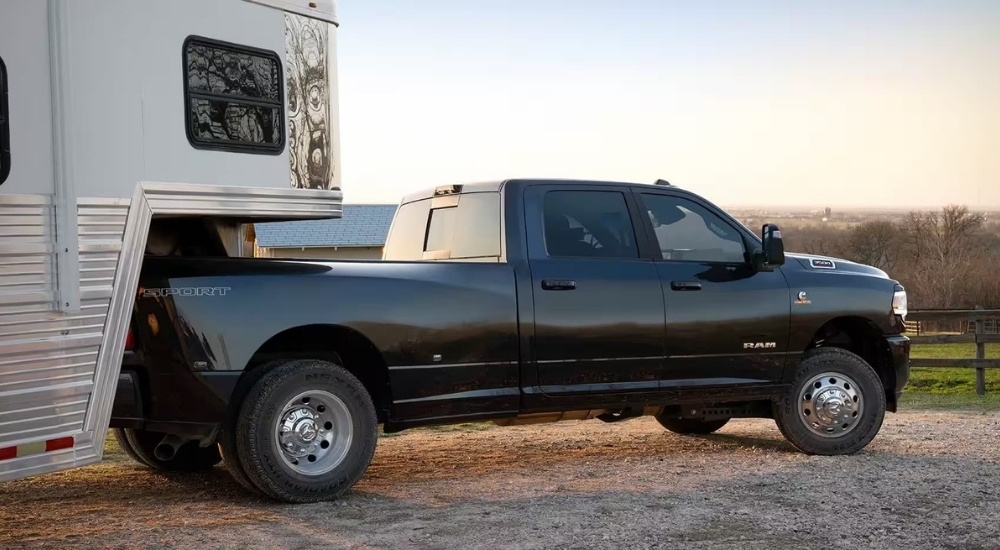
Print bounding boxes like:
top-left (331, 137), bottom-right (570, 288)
top-left (785, 252), bottom-right (889, 278)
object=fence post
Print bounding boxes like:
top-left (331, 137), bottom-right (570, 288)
top-left (975, 305), bottom-right (986, 396)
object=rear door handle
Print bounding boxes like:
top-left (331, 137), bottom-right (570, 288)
top-left (670, 281), bottom-right (702, 291)
top-left (541, 279), bottom-right (577, 291)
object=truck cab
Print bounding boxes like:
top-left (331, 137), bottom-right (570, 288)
top-left (384, 178), bottom-right (909, 413)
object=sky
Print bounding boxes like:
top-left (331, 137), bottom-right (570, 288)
top-left (333, 0), bottom-right (1000, 209)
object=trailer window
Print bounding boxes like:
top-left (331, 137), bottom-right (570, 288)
top-left (0, 56), bottom-right (9, 184)
top-left (183, 36), bottom-right (284, 154)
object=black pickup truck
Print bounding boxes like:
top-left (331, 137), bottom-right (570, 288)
top-left (110, 178), bottom-right (911, 503)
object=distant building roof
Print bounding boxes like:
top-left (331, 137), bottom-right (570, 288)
top-left (254, 204), bottom-right (398, 248)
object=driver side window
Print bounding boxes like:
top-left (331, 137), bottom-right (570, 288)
top-left (640, 193), bottom-right (746, 263)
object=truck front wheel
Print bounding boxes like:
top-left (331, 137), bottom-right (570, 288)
top-left (773, 347), bottom-right (886, 455)
top-left (234, 359), bottom-right (378, 503)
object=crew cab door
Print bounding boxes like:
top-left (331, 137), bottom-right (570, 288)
top-left (632, 190), bottom-right (791, 386)
top-left (524, 184), bottom-right (665, 396)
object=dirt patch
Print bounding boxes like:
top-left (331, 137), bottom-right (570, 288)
top-left (2, 411), bottom-right (999, 549)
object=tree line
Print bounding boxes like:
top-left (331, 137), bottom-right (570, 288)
top-left (782, 206), bottom-right (1000, 311)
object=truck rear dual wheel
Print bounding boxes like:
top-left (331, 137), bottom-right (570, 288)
top-left (774, 347), bottom-right (886, 455)
top-left (219, 361), bottom-right (278, 496)
top-left (112, 428), bottom-right (222, 471)
top-left (230, 359), bottom-right (378, 503)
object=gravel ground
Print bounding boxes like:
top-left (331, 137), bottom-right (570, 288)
top-left (2, 410), bottom-right (999, 550)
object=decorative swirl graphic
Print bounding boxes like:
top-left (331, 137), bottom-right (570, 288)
top-left (286, 14), bottom-right (336, 190)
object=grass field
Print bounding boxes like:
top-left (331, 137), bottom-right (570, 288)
top-left (907, 343), bottom-right (1000, 394)
top-left (898, 392), bottom-right (1000, 412)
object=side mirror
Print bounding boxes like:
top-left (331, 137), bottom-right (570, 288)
top-left (760, 223), bottom-right (785, 267)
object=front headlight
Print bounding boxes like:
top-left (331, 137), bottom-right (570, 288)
top-left (892, 284), bottom-right (907, 320)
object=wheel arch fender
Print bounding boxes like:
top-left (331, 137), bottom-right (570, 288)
top-left (237, 323), bottom-right (392, 422)
top-left (805, 315), bottom-right (898, 411)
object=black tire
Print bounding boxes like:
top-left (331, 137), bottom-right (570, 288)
top-left (655, 414), bottom-right (730, 435)
top-left (118, 428), bottom-right (222, 471)
top-left (235, 359), bottom-right (378, 503)
top-left (219, 361), bottom-right (280, 496)
top-left (773, 347), bottom-right (886, 455)
top-left (112, 427), bottom-right (149, 465)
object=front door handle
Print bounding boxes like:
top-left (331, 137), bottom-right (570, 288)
top-left (541, 279), bottom-right (577, 291)
top-left (670, 281), bottom-right (702, 291)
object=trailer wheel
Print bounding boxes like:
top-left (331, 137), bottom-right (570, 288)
top-left (773, 347), bottom-right (886, 455)
top-left (654, 415), bottom-right (730, 435)
top-left (116, 428), bottom-right (222, 471)
top-left (235, 359), bottom-right (378, 503)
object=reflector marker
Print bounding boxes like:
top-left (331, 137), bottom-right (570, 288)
top-left (0, 436), bottom-right (75, 461)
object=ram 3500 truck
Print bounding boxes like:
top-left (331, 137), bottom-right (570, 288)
top-left (110, 178), bottom-right (911, 503)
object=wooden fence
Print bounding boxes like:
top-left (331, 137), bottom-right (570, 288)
top-left (905, 308), bottom-right (1000, 395)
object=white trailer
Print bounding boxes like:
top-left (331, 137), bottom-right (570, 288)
top-left (0, 0), bottom-right (343, 481)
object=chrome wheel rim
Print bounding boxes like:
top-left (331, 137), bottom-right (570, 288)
top-left (798, 372), bottom-right (863, 438)
top-left (274, 390), bottom-right (353, 476)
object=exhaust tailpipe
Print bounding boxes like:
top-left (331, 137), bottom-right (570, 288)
top-left (153, 434), bottom-right (185, 461)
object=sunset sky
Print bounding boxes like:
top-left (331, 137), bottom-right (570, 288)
top-left (334, 0), bottom-right (1000, 209)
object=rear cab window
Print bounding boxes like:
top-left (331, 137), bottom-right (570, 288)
top-left (383, 191), bottom-right (502, 261)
